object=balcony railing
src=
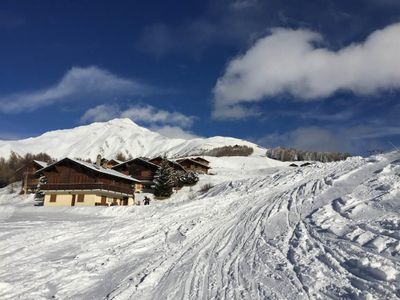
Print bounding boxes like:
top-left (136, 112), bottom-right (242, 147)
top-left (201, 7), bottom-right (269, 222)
top-left (41, 183), bottom-right (134, 195)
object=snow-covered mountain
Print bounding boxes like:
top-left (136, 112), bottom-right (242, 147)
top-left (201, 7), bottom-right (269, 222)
top-left (0, 118), bottom-right (265, 159)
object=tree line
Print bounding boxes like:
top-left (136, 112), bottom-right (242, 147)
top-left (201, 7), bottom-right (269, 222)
top-left (0, 152), bottom-right (54, 188)
top-left (266, 147), bottom-right (351, 162)
top-left (202, 145), bottom-right (254, 157)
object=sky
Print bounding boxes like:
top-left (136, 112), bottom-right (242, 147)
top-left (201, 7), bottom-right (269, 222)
top-left (1, 0), bottom-right (400, 155)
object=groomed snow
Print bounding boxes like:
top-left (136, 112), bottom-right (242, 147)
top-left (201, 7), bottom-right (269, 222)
top-left (0, 153), bottom-right (399, 299)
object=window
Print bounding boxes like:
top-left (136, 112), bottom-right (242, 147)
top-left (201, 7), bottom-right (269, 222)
top-left (50, 194), bottom-right (57, 202)
top-left (77, 194), bottom-right (84, 202)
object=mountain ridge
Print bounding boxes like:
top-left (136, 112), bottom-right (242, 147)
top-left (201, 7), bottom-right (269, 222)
top-left (0, 118), bottom-right (265, 159)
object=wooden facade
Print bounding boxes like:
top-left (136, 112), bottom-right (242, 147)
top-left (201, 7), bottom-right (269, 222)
top-left (17, 160), bottom-right (48, 194)
top-left (175, 158), bottom-right (211, 174)
top-left (192, 157), bottom-right (210, 166)
top-left (38, 158), bottom-right (137, 206)
top-left (104, 159), bottom-right (123, 169)
top-left (149, 156), bottom-right (187, 173)
top-left (112, 158), bottom-right (159, 191)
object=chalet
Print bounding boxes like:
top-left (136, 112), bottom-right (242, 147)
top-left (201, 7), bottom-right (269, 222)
top-left (149, 156), bottom-right (186, 173)
top-left (192, 157), bottom-right (210, 166)
top-left (175, 158), bottom-right (211, 174)
top-left (112, 158), bottom-right (159, 192)
top-left (16, 160), bottom-right (49, 194)
top-left (36, 157), bottom-right (139, 206)
top-left (104, 158), bottom-right (124, 169)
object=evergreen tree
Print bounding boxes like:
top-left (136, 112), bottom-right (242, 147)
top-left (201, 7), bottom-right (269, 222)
top-left (181, 171), bottom-right (199, 186)
top-left (154, 157), bottom-right (174, 198)
top-left (34, 175), bottom-right (47, 206)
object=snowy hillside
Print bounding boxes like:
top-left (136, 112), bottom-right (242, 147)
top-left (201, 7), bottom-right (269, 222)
top-left (0, 152), bottom-right (399, 299)
top-left (0, 118), bottom-right (265, 159)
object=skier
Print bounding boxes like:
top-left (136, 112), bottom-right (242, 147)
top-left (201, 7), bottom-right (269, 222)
top-left (144, 196), bottom-right (151, 205)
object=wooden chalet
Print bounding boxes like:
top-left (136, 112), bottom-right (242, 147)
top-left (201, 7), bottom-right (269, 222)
top-left (175, 158), bottom-right (211, 174)
top-left (104, 158), bottom-right (124, 169)
top-left (16, 160), bottom-right (48, 194)
top-left (149, 156), bottom-right (187, 173)
top-left (36, 157), bottom-right (139, 206)
top-left (192, 157), bottom-right (210, 166)
top-left (112, 158), bottom-right (159, 192)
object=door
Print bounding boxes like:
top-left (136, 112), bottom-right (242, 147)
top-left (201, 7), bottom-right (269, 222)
top-left (101, 196), bottom-right (107, 205)
top-left (71, 194), bottom-right (76, 206)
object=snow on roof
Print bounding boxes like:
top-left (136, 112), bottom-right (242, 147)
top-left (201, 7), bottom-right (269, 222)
top-left (150, 156), bottom-right (186, 171)
top-left (113, 157), bottom-right (160, 170)
top-left (33, 160), bottom-right (48, 168)
top-left (175, 158), bottom-right (211, 168)
top-left (194, 157), bottom-right (210, 163)
top-left (37, 157), bottom-right (141, 182)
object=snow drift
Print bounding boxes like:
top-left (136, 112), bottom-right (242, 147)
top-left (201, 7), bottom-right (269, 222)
top-left (0, 152), bottom-right (399, 299)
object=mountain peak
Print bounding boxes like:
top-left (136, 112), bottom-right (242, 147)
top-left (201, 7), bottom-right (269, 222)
top-left (106, 118), bottom-right (135, 125)
top-left (0, 120), bottom-right (265, 159)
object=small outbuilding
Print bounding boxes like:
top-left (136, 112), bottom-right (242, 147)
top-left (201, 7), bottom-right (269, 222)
top-left (175, 158), bottom-right (211, 174)
top-left (149, 156), bottom-right (186, 173)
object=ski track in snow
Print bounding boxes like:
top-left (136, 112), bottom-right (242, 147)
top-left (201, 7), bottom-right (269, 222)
top-left (0, 153), bottom-right (399, 299)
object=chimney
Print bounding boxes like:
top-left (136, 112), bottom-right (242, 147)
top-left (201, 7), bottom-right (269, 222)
top-left (96, 154), bottom-right (102, 167)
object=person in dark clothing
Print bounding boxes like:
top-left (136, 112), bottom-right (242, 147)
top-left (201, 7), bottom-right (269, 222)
top-left (144, 196), bottom-right (150, 205)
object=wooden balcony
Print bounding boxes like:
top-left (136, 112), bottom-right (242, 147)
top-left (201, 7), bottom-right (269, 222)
top-left (41, 183), bottom-right (134, 195)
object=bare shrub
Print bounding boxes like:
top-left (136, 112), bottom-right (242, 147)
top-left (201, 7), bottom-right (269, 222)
top-left (116, 152), bottom-right (128, 161)
top-left (199, 183), bottom-right (214, 194)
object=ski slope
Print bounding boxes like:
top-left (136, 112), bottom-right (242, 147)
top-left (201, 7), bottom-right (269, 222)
top-left (0, 118), bottom-right (265, 159)
top-left (0, 153), bottom-right (399, 299)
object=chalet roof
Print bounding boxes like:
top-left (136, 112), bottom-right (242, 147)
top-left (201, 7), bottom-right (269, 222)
top-left (149, 156), bottom-right (187, 172)
top-left (14, 160), bottom-right (49, 174)
top-left (33, 160), bottom-right (48, 168)
top-left (193, 157), bottom-right (210, 164)
top-left (112, 157), bottom-right (159, 171)
top-left (108, 158), bottom-right (123, 164)
top-left (36, 157), bottom-right (140, 182)
top-left (175, 158), bottom-right (211, 169)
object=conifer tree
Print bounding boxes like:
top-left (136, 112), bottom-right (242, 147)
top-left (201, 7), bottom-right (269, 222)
top-left (154, 157), bottom-right (174, 198)
top-left (34, 175), bottom-right (47, 206)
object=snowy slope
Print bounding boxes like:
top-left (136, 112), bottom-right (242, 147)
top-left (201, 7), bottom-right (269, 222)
top-left (0, 153), bottom-right (399, 299)
top-left (0, 118), bottom-right (265, 159)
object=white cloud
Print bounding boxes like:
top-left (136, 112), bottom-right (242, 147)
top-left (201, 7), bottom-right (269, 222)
top-left (214, 23), bottom-right (400, 118)
top-left (120, 105), bottom-right (194, 127)
top-left (0, 66), bottom-right (153, 113)
top-left (258, 127), bottom-right (347, 152)
top-left (212, 104), bottom-right (261, 120)
top-left (80, 104), bottom-right (120, 123)
top-left (257, 124), bottom-right (400, 154)
top-left (150, 125), bottom-right (200, 139)
top-left (81, 104), bottom-right (195, 128)
top-left (81, 104), bottom-right (198, 140)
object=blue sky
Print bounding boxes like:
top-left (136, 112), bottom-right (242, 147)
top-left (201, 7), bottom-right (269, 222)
top-left (1, 0), bottom-right (400, 155)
